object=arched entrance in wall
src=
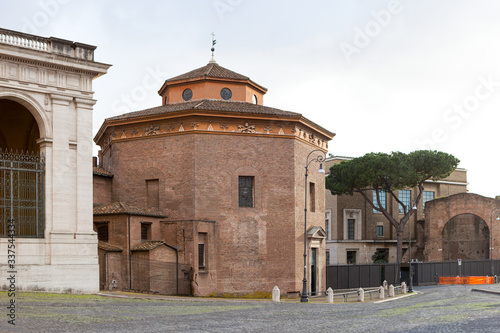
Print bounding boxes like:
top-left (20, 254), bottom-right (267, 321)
top-left (0, 98), bottom-right (45, 238)
top-left (442, 213), bottom-right (489, 261)
top-left (424, 193), bottom-right (500, 262)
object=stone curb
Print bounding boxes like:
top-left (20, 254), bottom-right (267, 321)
top-left (373, 291), bottom-right (420, 304)
top-left (470, 288), bottom-right (500, 295)
top-left (96, 292), bottom-right (272, 303)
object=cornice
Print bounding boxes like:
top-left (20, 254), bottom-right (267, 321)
top-left (94, 110), bottom-right (302, 143)
top-left (95, 115), bottom-right (331, 152)
top-left (298, 116), bottom-right (336, 139)
top-left (99, 130), bottom-right (327, 155)
top-left (0, 51), bottom-right (110, 78)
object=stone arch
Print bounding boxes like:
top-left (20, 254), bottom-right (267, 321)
top-left (441, 213), bottom-right (489, 261)
top-left (0, 99), bottom-right (40, 152)
top-left (0, 90), bottom-right (51, 139)
top-left (424, 193), bottom-right (500, 262)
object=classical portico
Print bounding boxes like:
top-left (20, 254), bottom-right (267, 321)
top-left (0, 28), bottom-right (110, 292)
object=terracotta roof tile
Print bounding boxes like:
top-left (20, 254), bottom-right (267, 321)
top-left (93, 202), bottom-right (166, 218)
top-left (98, 241), bottom-right (123, 252)
top-left (131, 240), bottom-right (167, 252)
top-left (93, 167), bottom-right (113, 177)
top-left (106, 99), bottom-right (300, 122)
top-left (166, 63), bottom-right (249, 82)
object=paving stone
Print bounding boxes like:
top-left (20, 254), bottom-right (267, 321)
top-left (1, 285), bottom-right (500, 332)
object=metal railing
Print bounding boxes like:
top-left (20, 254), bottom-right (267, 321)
top-left (0, 149), bottom-right (45, 238)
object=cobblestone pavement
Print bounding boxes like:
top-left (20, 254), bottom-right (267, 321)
top-left (2, 285), bottom-right (500, 332)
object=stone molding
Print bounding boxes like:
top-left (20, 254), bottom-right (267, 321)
top-left (97, 117), bottom-right (330, 152)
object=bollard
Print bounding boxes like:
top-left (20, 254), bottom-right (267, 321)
top-left (389, 284), bottom-right (395, 297)
top-left (401, 282), bottom-right (407, 294)
top-left (357, 288), bottom-right (364, 302)
top-left (327, 287), bottom-right (334, 304)
top-left (383, 280), bottom-right (388, 290)
top-left (495, 275), bottom-right (498, 284)
top-left (378, 286), bottom-right (384, 299)
top-left (272, 286), bottom-right (280, 303)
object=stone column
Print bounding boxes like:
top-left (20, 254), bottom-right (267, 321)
top-left (74, 98), bottom-right (97, 236)
top-left (49, 94), bottom-right (75, 236)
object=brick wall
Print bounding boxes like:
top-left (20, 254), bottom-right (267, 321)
top-left (99, 130), bottom-right (328, 296)
top-left (425, 193), bottom-right (500, 261)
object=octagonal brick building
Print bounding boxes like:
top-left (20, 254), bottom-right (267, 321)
top-left (94, 59), bottom-right (334, 296)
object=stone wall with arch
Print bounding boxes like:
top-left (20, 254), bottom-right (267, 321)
top-left (424, 193), bottom-right (500, 262)
top-left (0, 28), bottom-right (110, 293)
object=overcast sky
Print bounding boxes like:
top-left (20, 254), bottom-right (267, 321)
top-left (2, 0), bottom-right (500, 197)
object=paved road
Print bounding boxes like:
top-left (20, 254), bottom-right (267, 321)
top-left (2, 285), bottom-right (500, 332)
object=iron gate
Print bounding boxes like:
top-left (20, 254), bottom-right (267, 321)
top-left (0, 149), bottom-right (45, 238)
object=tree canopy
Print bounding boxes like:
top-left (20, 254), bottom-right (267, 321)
top-left (325, 150), bottom-right (459, 269)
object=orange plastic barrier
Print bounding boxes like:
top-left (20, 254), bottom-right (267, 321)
top-left (439, 276), bottom-right (494, 285)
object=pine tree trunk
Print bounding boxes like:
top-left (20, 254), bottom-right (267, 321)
top-left (396, 225), bottom-right (404, 284)
top-left (396, 225), bottom-right (403, 265)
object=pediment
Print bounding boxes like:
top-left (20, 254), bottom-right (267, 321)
top-left (307, 226), bottom-right (327, 239)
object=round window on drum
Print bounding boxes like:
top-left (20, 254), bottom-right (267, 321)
top-left (220, 88), bottom-right (232, 100)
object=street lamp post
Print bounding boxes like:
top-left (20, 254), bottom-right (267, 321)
top-left (301, 149), bottom-right (326, 303)
top-left (490, 209), bottom-right (500, 276)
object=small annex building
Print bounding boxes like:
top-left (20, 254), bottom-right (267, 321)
top-left (93, 57), bottom-right (335, 296)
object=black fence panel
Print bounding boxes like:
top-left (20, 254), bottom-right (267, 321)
top-left (327, 260), bottom-right (500, 290)
top-left (369, 265), bottom-right (381, 287)
top-left (326, 264), bottom-right (393, 290)
top-left (349, 265), bottom-right (360, 289)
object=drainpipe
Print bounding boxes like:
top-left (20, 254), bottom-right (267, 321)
top-left (175, 247), bottom-right (179, 295)
top-left (104, 251), bottom-right (108, 291)
top-left (128, 214), bottom-right (132, 291)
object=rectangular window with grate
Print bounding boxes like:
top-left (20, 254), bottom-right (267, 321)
top-left (239, 176), bottom-right (254, 207)
top-left (347, 250), bottom-right (357, 264)
top-left (198, 232), bottom-right (207, 270)
top-left (373, 189), bottom-right (386, 213)
top-left (96, 223), bottom-right (109, 242)
top-left (423, 191), bottom-right (435, 213)
top-left (398, 190), bottom-right (411, 214)
top-left (377, 225), bottom-right (383, 237)
top-left (347, 218), bottom-right (355, 240)
top-left (198, 244), bottom-right (205, 269)
top-left (141, 223), bottom-right (151, 241)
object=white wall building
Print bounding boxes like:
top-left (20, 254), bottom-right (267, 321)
top-left (0, 28), bottom-right (110, 292)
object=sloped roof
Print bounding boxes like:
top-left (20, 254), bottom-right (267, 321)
top-left (106, 99), bottom-right (300, 122)
top-left (93, 167), bottom-right (113, 178)
top-left (98, 241), bottom-right (123, 252)
top-left (307, 226), bottom-right (327, 238)
top-left (131, 240), bottom-right (168, 252)
top-left (166, 62), bottom-right (250, 82)
top-left (93, 202), bottom-right (166, 218)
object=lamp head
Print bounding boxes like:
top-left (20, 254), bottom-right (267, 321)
top-left (318, 163), bottom-right (325, 174)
